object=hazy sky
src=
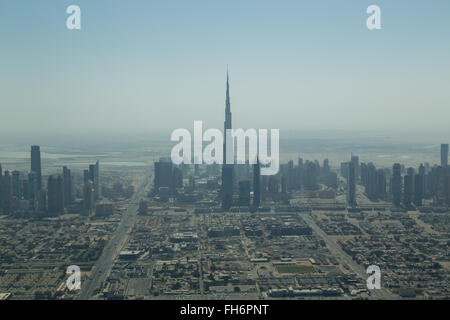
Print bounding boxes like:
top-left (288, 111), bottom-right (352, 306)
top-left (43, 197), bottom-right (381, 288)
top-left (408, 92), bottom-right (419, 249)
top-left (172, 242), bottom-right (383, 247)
top-left (1, 0), bottom-right (449, 135)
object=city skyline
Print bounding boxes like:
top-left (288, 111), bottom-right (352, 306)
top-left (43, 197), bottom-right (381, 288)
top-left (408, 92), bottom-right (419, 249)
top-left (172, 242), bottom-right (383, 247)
top-left (0, 1), bottom-right (449, 304)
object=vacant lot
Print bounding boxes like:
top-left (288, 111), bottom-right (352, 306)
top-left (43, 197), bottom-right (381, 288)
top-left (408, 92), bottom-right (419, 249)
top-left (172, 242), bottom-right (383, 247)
top-left (275, 265), bottom-right (315, 274)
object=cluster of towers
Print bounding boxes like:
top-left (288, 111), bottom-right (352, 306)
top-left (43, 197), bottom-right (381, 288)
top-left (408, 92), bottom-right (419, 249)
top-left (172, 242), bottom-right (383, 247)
top-left (0, 146), bottom-right (101, 216)
top-left (0, 146), bottom-right (46, 214)
top-left (344, 144), bottom-right (449, 208)
top-left (391, 144), bottom-right (449, 208)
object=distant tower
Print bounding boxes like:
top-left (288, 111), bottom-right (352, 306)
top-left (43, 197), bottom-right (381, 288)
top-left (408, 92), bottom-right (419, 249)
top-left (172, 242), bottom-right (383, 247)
top-left (347, 161), bottom-right (356, 206)
top-left (376, 169), bottom-right (387, 200)
top-left (351, 155), bottom-right (360, 182)
top-left (11, 171), bottom-right (20, 198)
top-left (403, 174), bottom-right (413, 207)
top-left (31, 146), bottom-right (42, 191)
top-left (94, 160), bottom-right (100, 200)
top-left (83, 180), bottom-right (94, 216)
top-left (88, 161), bottom-right (101, 200)
top-left (47, 176), bottom-right (59, 215)
top-left (1, 171), bottom-right (12, 213)
top-left (154, 158), bottom-right (173, 195)
top-left (238, 180), bottom-right (251, 207)
top-left (414, 174), bottom-right (424, 207)
top-left (221, 70), bottom-right (234, 210)
top-left (435, 166), bottom-right (447, 206)
top-left (63, 166), bottom-right (72, 206)
top-left (441, 144), bottom-right (448, 168)
top-left (0, 164), bottom-right (3, 212)
top-left (392, 163), bottom-right (402, 207)
top-left (253, 158), bottom-right (261, 208)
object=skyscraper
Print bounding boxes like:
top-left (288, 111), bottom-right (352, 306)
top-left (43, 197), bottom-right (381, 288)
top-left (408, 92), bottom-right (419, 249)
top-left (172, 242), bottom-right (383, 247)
top-left (0, 164), bottom-right (3, 212)
top-left (238, 180), bottom-right (251, 207)
top-left (31, 145), bottom-right (42, 191)
top-left (414, 174), bottom-right (424, 207)
top-left (1, 171), bottom-right (12, 213)
top-left (392, 163), bottom-right (402, 207)
top-left (365, 163), bottom-right (377, 200)
top-left (221, 71), bottom-right (234, 210)
top-left (347, 161), bottom-right (356, 206)
top-left (11, 171), bottom-right (20, 198)
top-left (154, 158), bottom-right (173, 194)
top-left (63, 166), bottom-right (72, 206)
top-left (253, 158), bottom-right (261, 208)
top-left (351, 155), bottom-right (359, 182)
top-left (441, 144), bottom-right (448, 168)
top-left (403, 174), bottom-right (413, 207)
top-left (47, 175), bottom-right (64, 215)
top-left (88, 161), bottom-right (101, 200)
top-left (94, 160), bottom-right (100, 200)
top-left (27, 172), bottom-right (37, 211)
top-left (376, 169), bottom-right (387, 200)
top-left (435, 166), bottom-right (447, 206)
top-left (83, 180), bottom-right (94, 216)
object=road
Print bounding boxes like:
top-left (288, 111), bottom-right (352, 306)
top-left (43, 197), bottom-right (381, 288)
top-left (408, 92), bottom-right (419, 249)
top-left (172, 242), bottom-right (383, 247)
top-left (78, 174), bottom-right (151, 300)
top-left (302, 213), bottom-right (395, 299)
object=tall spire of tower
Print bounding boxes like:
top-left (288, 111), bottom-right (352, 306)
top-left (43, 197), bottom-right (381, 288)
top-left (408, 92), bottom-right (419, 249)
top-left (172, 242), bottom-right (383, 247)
top-left (222, 69), bottom-right (233, 210)
top-left (225, 67), bottom-right (231, 117)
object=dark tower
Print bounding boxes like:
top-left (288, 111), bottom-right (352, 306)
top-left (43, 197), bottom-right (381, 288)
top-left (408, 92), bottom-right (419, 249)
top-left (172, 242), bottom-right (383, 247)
top-left (63, 166), bottom-right (72, 206)
top-left (392, 163), bottom-right (402, 207)
top-left (221, 71), bottom-right (233, 210)
top-left (414, 174), bottom-right (424, 207)
top-left (441, 144), bottom-right (448, 168)
top-left (31, 145), bottom-right (42, 191)
top-left (347, 161), bottom-right (356, 206)
top-left (253, 158), bottom-right (261, 208)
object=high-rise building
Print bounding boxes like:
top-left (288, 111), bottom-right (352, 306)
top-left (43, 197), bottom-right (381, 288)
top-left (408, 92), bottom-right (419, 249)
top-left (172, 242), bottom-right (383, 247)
top-left (304, 161), bottom-right (318, 190)
top-left (83, 169), bottom-right (90, 186)
top-left (94, 160), bottom-right (100, 200)
top-left (323, 159), bottom-right (330, 173)
top-left (11, 170), bottom-right (20, 198)
top-left (376, 169), bottom-right (387, 200)
top-left (392, 163), bottom-right (402, 207)
top-left (365, 163), bottom-right (377, 200)
top-left (63, 166), bottom-right (72, 206)
top-left (435, 166), bottom-right (447, 206)
top-left (221, 71), bottom-right (234, 210)
top-left (1, 171), bottom-right (12, 213)
top-left (414, 174), bottom-right (424, 207)
top-left (47, 175), bottom-right (64, 215)
top-left (56, 175), bottom-right (64, 213)
top-left (447, 176), bottom-right (450, 206)
top-left (83, 180), bottom-right (94, 216)
top-left (253, 158), bottom-right (261, 208)
top-left (360, 163), bottom-right (368, 186)
top-left (351, 155), bottom-right (359, 181)
top-left (88, 162), bottom-right (101, 200)
top-left (31, 145), bottom-right (42, 191)
top-left (0, 164), bottom-right (2, 212)
top-left (172, 166), bottom-right (183, 189)
top-left (27, 172), bottom-right (37, 211)
top-left (47, 176), bottom-right (57, 214)
top-left (154, 158), bottom-right (173, 194)
top-left (403, 174), bottom-right (413, 207)
top-left (441, 144), bottom-right (448, 168)
top-left (340, 162), bottom-right (349, 179)
top-left (347, 161), bottom-right (356, 206)
top-left (238, 180), bottom-right (250, 206)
